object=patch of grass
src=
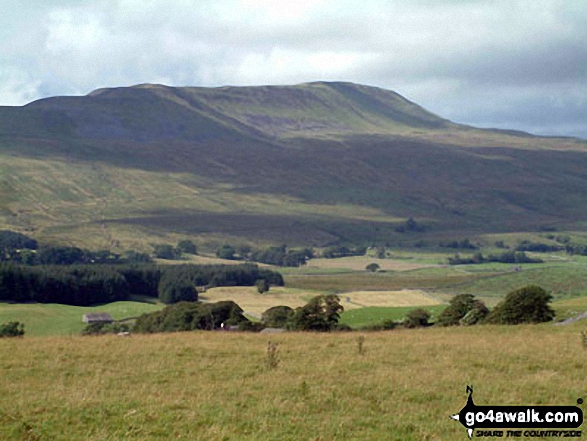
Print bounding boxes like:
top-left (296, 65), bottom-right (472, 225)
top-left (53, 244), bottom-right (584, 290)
top-left (200, 286), bottom-right (320, 317)
top-left (285, 267), bottom-right (487, 292)
top-left (0, 325), bottom-right (585, 440)
top-left (340, 305), bottom-right (447, 328)
top-left (338, 290), bottom-right (443, 309)
top-left (551, 296), bottom-right (587, 321)
top-left (305, 256), bottom-right (437, 272)
top-left (0, 301), bottom-right (163, 336)
top-left (450, 265), bottom-right (587, 299)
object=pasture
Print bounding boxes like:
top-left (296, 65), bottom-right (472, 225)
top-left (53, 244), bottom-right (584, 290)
top-left (0, 301), bottom-right (162, 337)
top-left (1, 324), bottom-right (585, 440)
top-left (304, 256), bottom-right (437, 272)
top-left (199, 286), bottom-right (442, 317)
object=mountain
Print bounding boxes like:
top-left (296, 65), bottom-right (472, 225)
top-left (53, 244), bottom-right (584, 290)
top-left (1, 81), bottom-right (586, 249)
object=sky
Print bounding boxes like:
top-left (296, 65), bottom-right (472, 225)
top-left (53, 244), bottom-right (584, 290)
top-left (1, 0), bottom-right (585, 138)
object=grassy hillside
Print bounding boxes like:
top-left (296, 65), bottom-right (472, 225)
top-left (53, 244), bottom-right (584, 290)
top-left (1, 325), bottom-right (585, 440)
top-left (2, 81), bottom-right (587, 248)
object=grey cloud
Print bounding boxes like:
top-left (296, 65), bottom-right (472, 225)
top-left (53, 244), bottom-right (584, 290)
top-left (0, 0), bottom-right (585, 138)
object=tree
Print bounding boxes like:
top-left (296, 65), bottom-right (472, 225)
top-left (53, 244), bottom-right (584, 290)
top-left (153, 244), bottom-right (180, 260)
top-left (403, 308), bottom-right (431, 328)
top-left (486, 285), bottom-right (555, 324)
top-left (396, 217), bottom-right (424, 233)
top-left (365, 263), bottom-right (380, 272)
top-left (177, 240), bottom-right (197, 255)
top-left (195, 301), bottom-right (247, 330)
top-left (158, 277), bottom-right (197, 304)
top-left (216, 244), bottom-right (236, 260)
top-left (459, 301), bottom-right (490, 326)
top-left (261, 305), bottom-right (294, 328)
top-left (35, 246), bottom-right (87, 265)
top-left (437, 294), bottom-right (489, 326)
top-left (288, 294), bottom-right (343, 331)
top-left (256, 279), bottom-right (270, 294)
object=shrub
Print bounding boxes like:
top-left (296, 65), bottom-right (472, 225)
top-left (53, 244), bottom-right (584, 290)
top-left (262, 305), bottom-right (294, 328)
top-left (0, 321), bottom-right (25, 337)
top-left (82, 322), bottom-right (130, 335)
top-left (459, 302), bottom-right (490, 326)
top-left (134, 301), bottom-right (249, 333)
top-left (216, 244), bottom-right (237, 260)
top-left (158, 277), bottom-right (197, 304)
top-left (256, 279), bottom-right (270, 294)
top-left (153, 244), bottom-right (180, 260)
top-left (288, 295), bottom-right (343, 331)
top-left (177, 240), bottom-right (197, 255)
top-left (486, 285), bottom-right (555, 324)
top-left (436, 294), bottom-right (488, 326)
top-left (403, 308), bottom-right (431, 328)
top-left (365, 263), bottom-right (380, 272)
top-left (238, 321), bottom-right (265, 332)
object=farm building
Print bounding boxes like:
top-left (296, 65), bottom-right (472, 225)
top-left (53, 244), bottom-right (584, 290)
top-left (82, 313), bottom-right (114, 324)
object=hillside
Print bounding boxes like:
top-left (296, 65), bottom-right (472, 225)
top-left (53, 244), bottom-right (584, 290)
top-left (1, 81), bottom-right (587, 249)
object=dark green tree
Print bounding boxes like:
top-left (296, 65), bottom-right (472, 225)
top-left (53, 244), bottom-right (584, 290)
top-left (158, 277), bottom-right (197, 304)
top-left (35, 246), bottom-right (87, 265)
top-left (153, 244), bottom-right (180, 260)
top-left (288, 294), bottom-right (343, 331)
top-left (437, 294), bottom-right (489, 326)
top-left (256, 279), bottom-right (270, 294)
top-left (177, 240), bottom-right (197, 255)
top-left (365, 263), bottom-right (380, 272)
top-left (403, 308), bottom-right (431, 328)
top-left (216, 244), bottom-right (236, 260)
top-left (262, 305), bottom-right (294, 328)
top-left (486, 285), bottom-right (555, 324)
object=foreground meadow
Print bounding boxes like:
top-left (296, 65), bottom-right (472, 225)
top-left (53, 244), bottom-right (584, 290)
top-left (1, 325), bottom-right (586, 440)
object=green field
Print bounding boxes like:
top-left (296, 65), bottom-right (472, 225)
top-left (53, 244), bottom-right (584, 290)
top-left (1, 324), bottom-right (586, 440)
top-left (339, 305), bottom-right (447, 328)
top-left (0, 300), bottom-right (163, 337)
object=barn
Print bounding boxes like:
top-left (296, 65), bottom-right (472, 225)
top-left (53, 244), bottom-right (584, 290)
top-left (82, 313), bottom-right (114, 324)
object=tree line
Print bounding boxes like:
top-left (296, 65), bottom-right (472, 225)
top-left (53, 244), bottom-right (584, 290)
top-left (0, 263), bottom-right (283, 306)
top-left (447, 251), bottom-right (542, 265)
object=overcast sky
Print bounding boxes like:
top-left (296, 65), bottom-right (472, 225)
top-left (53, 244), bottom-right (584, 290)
top-left (1, 0), bottom-right (585, 138)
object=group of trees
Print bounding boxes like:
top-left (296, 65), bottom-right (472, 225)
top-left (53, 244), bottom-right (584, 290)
top-left (436, 286), bottom-right (554, 326)
top-left (448, 251), bottom-right (542, 265)
top-left (216, 244), bottom-right (314, 267)
top-left (98, 283), bottom-right (555, 336)
top-left (395, 217), bottom-right (425, 233)
top-left (438, 238), bottom-right (478, 250)
top-left (132, 294), bottom-right (346, 334)
top-left (514, 240), bottom-right (562, 253)
top-left (3, 244), bottom-right (153, 266)
top-left (0, 230), bottom-right (204, 264)
top-left (134, 300), bottom-right (249, 333)
top-left (0, 263), bottom-right (283, 306)
top-left (322, 246), bottom-right (366, 258)
top-left (153, 240), bottom-right (198, 260)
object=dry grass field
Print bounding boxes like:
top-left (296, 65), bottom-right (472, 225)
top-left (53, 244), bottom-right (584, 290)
top-left (305, 256), bottom-right (437, 272)
top-left (0, 324), bottom-right (585, 440)
top-left (339, 290), bottom-right (443, 309)
top-left (200, 286), bottom-right (443, 316)
top-left (199, 287), bottom-right (315, 316)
